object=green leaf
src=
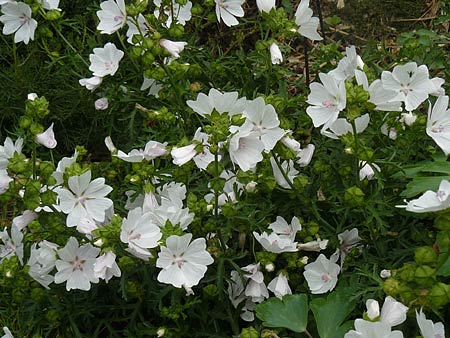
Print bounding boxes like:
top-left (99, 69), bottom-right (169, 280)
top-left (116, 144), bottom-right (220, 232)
top-left (310, 291), bottom-right (356, 338)
top-left (255, 294), bottom-right (308, 333)
top-left (437, 254), bottom-right (450, 276)
top-left (400, 176), bottom-right (450, 198)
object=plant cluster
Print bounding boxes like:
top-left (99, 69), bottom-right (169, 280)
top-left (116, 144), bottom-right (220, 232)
top-left (0, 0), bottom-right (449, 337)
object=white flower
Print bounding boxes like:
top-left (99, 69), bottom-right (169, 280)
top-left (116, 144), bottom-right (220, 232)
top-left (96, 0), bottom-right (127, 34)
top-left (116, 140), bottom-right (167, 162)
top-left (344, 319), bottom-right (404, 338)
top-left (89, 42), bottom-right (124, 77)
top-left (426, 95), bottom-right (450, 155)
top-left (141, 76), bottom-right (162, 97)
top-left (12, 210), bottom-right (37, 231)
top-left (431, 77), bottom-right (445, 96)
top-left (27, 93), bottom-right (38, 101)
top-left (27, 240), bottom-right (58, 289)
top-left (227, 270), bottom-right (247, 307)
top-left (171, 144), bottom-right (197, 166)
top-left (35, 123), bottom-right (57, 149)
top-left (295, 0), bottom-right (322, 41)
top-left (366, 298), bottom-right (380, 320)
top-left (397, 179), bottom-right (450, 213)
top-left (120, 207), bottom-right (162, 260)
top-left (104, 136), bottom-right (117, 153)
top-left (400, 112), bottom-right (417, 126)
top-left (268, 216), bottom-right (301, 241)
top-left (0, 169), bottom-right (12, 194)
top-left (37, 0), bottom-right (60, 11)
top-left (1, 327), bottom-right (13, 338)
top-left (378, 296), bottom-right (408, 327)
top-left (380, 269), bottom-right (391, 278)
top-left (243, 97), bottom-right (286, 151)
top-left (270, 157), bottom-right (298, 189)
top-left (321, 114), bottom-right (370, 139)
top-left (156, 233), bottom-right (214, 288)
top-left (297, 143), bottom-right (315, 166)
top-left (334, 228), bottom-right (361, 267)
top-left (79, 76), bottom-right (103, 91)
top-left (381, 62), bottom-right (436, 111)
top-left (359, 161), bottom-right (380, 181)
top-left (257, 0), bottom-right (275, 13)
top-left (298, 238), bottom-right (328, 252)
top-left (329, 46), bottom-right (364, 81)
top-left (95, 97), bottom-right (109, 110)
top-left (229, 124), bottom-right (265, 172)
top-left (0, 225), bottom-right (24, 265)
top-left (215, 0), bottom-right (244, 27)
top-left (269, 42), bottom-right (282, 64)
top-left (267, 272), bottom-right (292, 298)
top-left (242, 263), bottom-right (269, 302)
top-left (282, 136), bottom-right (301, 152)
top-left (416, 308), bottom-right (445, 338)
top-left (0, 137), bottom-right (23, 170)
top-left (160, 39), bottom-right (187, 59)
top-left (148, 195), bottom-right (194, 230)
top-left (306, 73), bottom-right (346, 131)
top-left (355, 70), bottom-right (403, 112)
top-left (303, 254), bottom-right (340, 294)
top-left (58, 171), bottom-right (113, 227)
top-left (154, 0), bottom-right (192, 27)
top-left (54, 237), bottom-right (100, 291)
top-left (0, 2), bottom-right (37, 44)
top-left (51, 149), bottom-right (78, 185)
top-left (126, 13), bottom-right (149, 44)
top-left (93, 251), bottom-right (121, 282)
top-left (253, 231), bottom-right (298, 253)
top-left (187, 88), bottom-right (247, 118)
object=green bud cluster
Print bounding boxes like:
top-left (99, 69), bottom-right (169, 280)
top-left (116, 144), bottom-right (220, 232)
top-left (344, 82), bottom-right (369, 121)
top-left (240, 327), bottom-right (259, 338)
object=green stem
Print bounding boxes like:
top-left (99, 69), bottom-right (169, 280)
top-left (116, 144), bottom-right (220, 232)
top-left (214, 151), bottom-right (227, 252)
top-left (350, 119), bottom-right (361, 186)
top-left (50, 22), bottom-right (89, 67)
top-left (32, 142), bottom-right (37, 180)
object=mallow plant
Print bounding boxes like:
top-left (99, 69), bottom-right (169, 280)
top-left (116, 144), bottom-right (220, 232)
top-left (0, 0), bottom-right (449, 337)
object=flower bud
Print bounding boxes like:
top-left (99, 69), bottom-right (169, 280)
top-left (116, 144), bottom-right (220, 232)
top-left (428, 282), bottom-right (450, 308)
top-left (383, 277), bottom-right (400, 296)
top-left (344, 186), bottom-right (365, 206)
top-left (95, 97), bottom-right (109, 110)
top-left (240, 327), bottom-right (259, 338)
top-left (414, 246), bottom-right (438, 266)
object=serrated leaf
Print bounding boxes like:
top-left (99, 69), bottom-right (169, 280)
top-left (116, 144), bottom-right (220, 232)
top-left (255, 294), bottom-right (308, 333)
top-left (310, 291), bottom-right (355, 338)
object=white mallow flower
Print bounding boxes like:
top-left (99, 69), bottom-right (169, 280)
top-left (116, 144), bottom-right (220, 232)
top-left (227, 270), bottom-right (247, 308)
top-left (269, 42), bottom-right (282, 64)
top-left (253, 231), bottom-right (298, 253)
top-left (93, 251), bottom-right (121, 283)
top-left (116, 140), bottom-right (167, 162)
top-left (54, 237), bottom-right (100, 291)
top-left (355, 70), bottom-right (402, 112)
top-left (364, 296), bottom-right (408, 327)
top-left (171, 144), bottom-right (197, 166)
top-left (96, 0), bottom-right (126, 34)
top-left (242, 263), bottom-right (269, 302)
top-left (267, 272), bottom-right (292, 298)
top-left (154, 0), bottom-right (192, 27)
top-left (297, 143), bottom-right (315, 167)
top-left (344, 319), bottom-right (404, 338)
top-left (431, 77), bottom-right (445, 96)
top-left (38, 0), bottom-right (61, 11)
top-left (1, 327), bottom-right (13, 338)
top-left (426, 95), bottom-right (450, 155)
top-left (400, 112), bottom-right (417, 126)
top-left (243, 97), bottom-right (286, 151)
top-left (333, 228), bottom-right (361, 267)
top-left (52, 149), bottom-right (78, 185)
top-left (35, 123), bottom-right (57, 149)
top-left (303, 254), bottom-right (340, 294)
top-left (298, 238), bottom-right (328, 252)
top-left (160, 39), bottom-right (187, 59)
top-left (148, 195), bottom-right (194, 230)
top-left (270, 157), bottom-right (299, 189)
top-left (321, 114), bottom-right (370, 139)
top-left (229, 124), bottom-right (265, 172)
top-left (0, 225), bottom-right (24, 265)
top-left (0, 137), bottom-right (23, 170)
top-left (0, 2), bottom-right (37, 44)
top-left (126, 13), bottom-right (149, 44)
top-left (295, 0), bottom-right (322, 41)
top-left (27, 240), bottom-right (58, 289)
top-left (257, 0), bottom-right (275, 13)
top-left (89, 42), bottom-right (124, 77)
top-left (268, 216), bottom-right (301, 241)
top-left (359, 161), bottom-right (381, 181)
top-left (282, 136), bottom-right (301, 152)
top-left (95, 97), bottom-right (109, 110)
top-left (0, 169), bottom-right (12, 194)
top-left (416, 308), bottom-right (445, 338)
top-left (58, 170), bottom-right (113, 227)
top-left (397, 179), bottom-right (450, 213)
top-left (329, 46), bottom-right (364, 81)
top-left (12, 210), bottom-right (37, 231)
top-left (141, 76), bottom-right (163, 97)
top-left (306, 73), bottom-right (346, 131)
top-left (381, 62), bottom-right (436, 111)
top-left (156, 233), bottom-right (214, 288)
top-left (120, 207), bottom-right (162, 260)
top-left (215, 0), bottom-right (245, 27)
top-left (79, 76), bottom-right (103, 91)
top-left (186, 88), bottom-right (247, 118)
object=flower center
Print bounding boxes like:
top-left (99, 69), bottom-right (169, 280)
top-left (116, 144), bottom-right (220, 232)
top-left (71, 256), bottom-right (85, 271)
top-left (431, 125), bottom-right (445, 133)
top-left (436, 190), bottom-right (447, 202)
top-left (322, 99), bottom-right (334, 108)
top-left (128, 232), bottom-right (141, 241)
top-left (114, 15), bottom-right (124, 23)
top-left (321, 273), bottom-right (331, 282)
top-left (172, 254), bottom-right (186, 268)
top-left (104, 61), bottom-right (114, 70)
